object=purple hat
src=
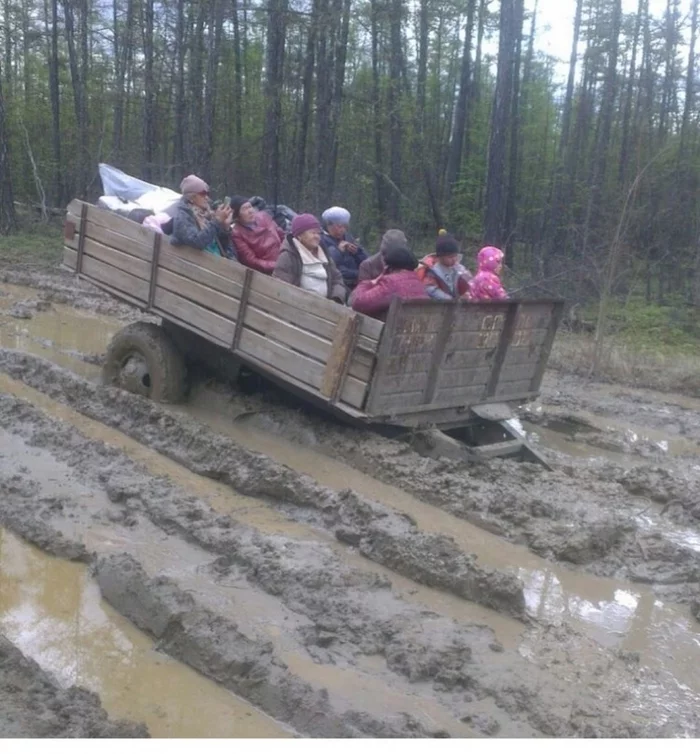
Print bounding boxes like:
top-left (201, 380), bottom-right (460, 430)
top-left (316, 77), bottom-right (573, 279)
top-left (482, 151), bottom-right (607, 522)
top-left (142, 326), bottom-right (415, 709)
top-left (291, 213), bottom-right (321, 237)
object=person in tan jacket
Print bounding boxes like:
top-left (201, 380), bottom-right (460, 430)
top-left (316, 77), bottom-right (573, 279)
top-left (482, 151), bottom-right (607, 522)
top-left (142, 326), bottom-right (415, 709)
top-left (273, 214), bottom-right (347, 303)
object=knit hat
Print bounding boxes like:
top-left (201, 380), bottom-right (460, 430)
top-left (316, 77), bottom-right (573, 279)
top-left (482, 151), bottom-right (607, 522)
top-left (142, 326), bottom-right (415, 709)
top-left (321, 206), bottom-right (351, 226)
top-left (291, 213), bottom-right (321, 237)
top-left (435, 233), bottom-right (460, 257)
top-left (477, 246), bottom-right (504, 273)
top-left (229, 195), bottom-right (249, 218)
top-left (379, 229), bottom-right (408, 256)
top-left (179, 174), bottom-right (209, 195)
top-left (384, 246), bottom-right (418, 272)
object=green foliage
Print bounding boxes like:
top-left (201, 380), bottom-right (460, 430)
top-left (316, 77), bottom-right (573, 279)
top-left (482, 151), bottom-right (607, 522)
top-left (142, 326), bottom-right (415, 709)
top-left (0, 223), bottom-right (63, 267)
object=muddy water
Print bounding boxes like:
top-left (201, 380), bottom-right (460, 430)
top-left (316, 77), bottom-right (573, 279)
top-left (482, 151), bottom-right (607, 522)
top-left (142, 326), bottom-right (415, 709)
top-left (0, 419), bottom-right (476, 738)
top-left (0, 284), bottom-right (116, 380)
top-left (0, 528), bottom-right (290, 738)
top-left (181, 385), bottom-right (700, 695)
top-left (1, 290), bottom-right (700, 712)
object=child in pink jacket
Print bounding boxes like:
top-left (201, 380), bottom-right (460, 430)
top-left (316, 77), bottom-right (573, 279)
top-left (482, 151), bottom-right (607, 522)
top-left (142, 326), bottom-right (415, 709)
top-left (469, 246), bottom-right (508, 301)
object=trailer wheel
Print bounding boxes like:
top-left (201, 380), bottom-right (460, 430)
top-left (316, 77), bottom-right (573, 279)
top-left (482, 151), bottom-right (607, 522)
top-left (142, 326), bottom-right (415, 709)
top-left (103, 322), bottom-right (187, 403)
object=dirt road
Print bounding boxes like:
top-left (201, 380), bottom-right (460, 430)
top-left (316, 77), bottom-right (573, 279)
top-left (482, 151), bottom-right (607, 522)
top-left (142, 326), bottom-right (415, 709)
top-left (0, 266), bottom-right (699, 737)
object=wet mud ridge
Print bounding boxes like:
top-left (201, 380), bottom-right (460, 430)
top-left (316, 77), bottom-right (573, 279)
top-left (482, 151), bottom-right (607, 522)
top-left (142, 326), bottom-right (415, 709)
top-left (0, 351), bottom-right (699, 736)
top-left (0, 635), bottom-right (146, 737)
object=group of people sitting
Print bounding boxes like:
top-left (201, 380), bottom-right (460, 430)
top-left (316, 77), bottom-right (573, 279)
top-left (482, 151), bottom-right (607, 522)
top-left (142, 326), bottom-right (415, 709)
top-left (170, 174), bottom-right (507, 321)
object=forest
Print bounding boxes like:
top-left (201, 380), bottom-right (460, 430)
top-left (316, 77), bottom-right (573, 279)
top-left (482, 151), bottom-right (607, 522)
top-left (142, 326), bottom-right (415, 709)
top-left (1, 0), bottom-right (700, 315)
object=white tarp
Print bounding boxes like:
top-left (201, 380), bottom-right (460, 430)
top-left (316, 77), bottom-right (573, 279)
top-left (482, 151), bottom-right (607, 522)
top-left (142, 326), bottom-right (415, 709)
top-left (98, 163), bottom-right (180, 213)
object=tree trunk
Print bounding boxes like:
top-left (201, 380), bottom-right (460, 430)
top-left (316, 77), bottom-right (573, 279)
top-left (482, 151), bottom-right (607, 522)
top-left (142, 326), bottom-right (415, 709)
top-left (202, 0), bottom-right (225, 179)
top-left (326, 0), bottom-right (352, 198)
top-left (618, 0), bottom-right (643, 184)
top-left (0, 63), bottom-right (17, 232)
top-left (387, 0), bottom-right (404, 222)
top-left (445, 0), bottom-right (476, 199)
top-left (142, 0), bottom-right (156, 180)
top-left (173, 0), bottom-right (186, 172)
top-left (370, 0), bottom-right (387, 228)
top-left (680, 0), bottom-right (699, 156)
top-left (295, 3), bottom-right (318, 205)
top-left (262, 0), bottom-right (288, 204)
top-left (483, 0), bottom-right (517, 247)
top-left (232, 0), bottom-right (243, 151)
top-left (581, 0), bottom-right (622, 259)
top-left (503, 0), bottom-right (525, 266)
top-left (63, 0), bottom-right (89, 197)
top-left (47, 0), bottom-right (62, 206)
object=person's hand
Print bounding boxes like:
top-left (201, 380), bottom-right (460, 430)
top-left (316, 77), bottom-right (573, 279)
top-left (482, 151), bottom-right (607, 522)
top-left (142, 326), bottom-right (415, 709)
top-left (215, 205), bottom-right (232, 229)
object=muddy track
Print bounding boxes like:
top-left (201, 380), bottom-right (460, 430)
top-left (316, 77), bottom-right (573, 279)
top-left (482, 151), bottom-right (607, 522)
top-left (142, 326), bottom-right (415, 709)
top-left (0, 635), bottom-right (147, 737)
top-left (1, 367), bottom-right (696, 735)
top-left (2, 275), bottom-right (700, 736)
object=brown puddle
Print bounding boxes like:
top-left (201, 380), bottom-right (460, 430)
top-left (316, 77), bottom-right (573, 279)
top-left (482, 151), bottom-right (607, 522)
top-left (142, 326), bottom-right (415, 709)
top-left (1, 296), bottom-right (699, 710)
top-left (180, 385), bottom-right (700, 696)
top-left (0, 528), bottom-right (291, 738)
top-left (0, 283), bottom-right (117, 380)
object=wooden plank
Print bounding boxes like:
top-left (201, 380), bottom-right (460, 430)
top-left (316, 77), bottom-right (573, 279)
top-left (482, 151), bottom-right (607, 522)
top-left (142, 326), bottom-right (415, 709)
top-left (67, 199), bottom-right (164, 251)
top-left (153, 287), bottom-right (235, 344)
top-left (321, 313), bottom-right (361, 403)
top-left (422, 303), bottom-right (457, 403)
top-left (436, 366), bottom-right (491, 388)
top-left (161, 237), bottom-right (248, 283)
top-left (148, 234), bottom-right (161, 308)
top-left (494, 379), bottom-right (534, 398)
top-left (244, 305), bottom-right (332, 364)
top-left (529, 301), bottom-right (565, 392)
top-left (251, 272), bottom-right (383, 342)
top-left (432, 386), bottom-right (487, 404)
top-left (442, 348), bottom-right (496, 369)
top-left (82, 237), bottom-right (151, 280)
top-left (369, 371), bottom-right (430, 393)
top-left (484, 304), bottom-right (520, 398)
top-left (232, 268), bottom-right (253, 351)
top-left (67, 212), bottom-right (154, 262)
top-left (157, 267), bottom-right (240, 320)
top-left (159, 247), bottom-right (243, 298)
top-left (365, 297), bottom-right (404, 414)
top-left (237, 328), bottom-right (366, 408)
top-left (63, 247), bottom-right (77, 272)
top-left (78, 254), bottom-right (150, 302)
top-left (76, 203), bottom-right (89, 274)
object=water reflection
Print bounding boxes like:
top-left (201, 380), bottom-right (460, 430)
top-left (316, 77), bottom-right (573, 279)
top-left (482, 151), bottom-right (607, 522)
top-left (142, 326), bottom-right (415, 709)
top-left (0, 529), bottom-right (290, 738)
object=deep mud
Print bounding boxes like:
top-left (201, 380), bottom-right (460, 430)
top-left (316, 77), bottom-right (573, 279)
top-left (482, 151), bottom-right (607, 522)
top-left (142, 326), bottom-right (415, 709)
top-left (0, 634), bottom-right (146, 737)
top-left (2, 272), bottom-right (700, 737)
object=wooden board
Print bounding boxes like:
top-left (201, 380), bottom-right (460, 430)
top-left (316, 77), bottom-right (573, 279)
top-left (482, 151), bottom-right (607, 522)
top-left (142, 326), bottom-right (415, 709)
top-left (365, 299), bottom-right (565, 418)
top-left (153, 287), bottom-right (236, 345)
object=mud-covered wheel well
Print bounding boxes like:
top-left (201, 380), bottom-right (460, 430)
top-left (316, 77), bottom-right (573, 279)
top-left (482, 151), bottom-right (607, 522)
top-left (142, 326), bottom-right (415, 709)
top-left (103, 321), bottom-right (187, 403)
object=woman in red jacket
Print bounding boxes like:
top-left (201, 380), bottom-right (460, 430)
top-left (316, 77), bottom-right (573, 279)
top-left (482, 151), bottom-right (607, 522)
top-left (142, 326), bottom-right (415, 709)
top-left (350, 246), bottom-right (428, 320)
top-left (230, 196), bottom-right (284, 274)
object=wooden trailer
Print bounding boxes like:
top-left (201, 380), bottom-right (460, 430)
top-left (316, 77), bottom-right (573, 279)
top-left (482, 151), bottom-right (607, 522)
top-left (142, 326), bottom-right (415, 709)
top-left (62, 200), bottom-right (564, 463)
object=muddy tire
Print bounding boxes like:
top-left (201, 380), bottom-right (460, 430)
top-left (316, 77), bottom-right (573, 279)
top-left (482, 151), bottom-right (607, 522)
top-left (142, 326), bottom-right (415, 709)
top-left (103, 322), bottom-right (187, 403)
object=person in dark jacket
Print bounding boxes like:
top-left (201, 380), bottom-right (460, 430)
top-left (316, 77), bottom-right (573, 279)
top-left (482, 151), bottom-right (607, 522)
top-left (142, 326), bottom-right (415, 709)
top-left (171, 174), bottom-right (235, 259)
top-left (229, 195), bottom-right (284, 274)
top-left (320, 206), bottom-right (368, 291)
top-left (418, 232), bottom-right (471, 300)
top-left (273, 214), bottom-right (347, 303)
top-left (351, 246), bottom-right (428, 320)
top-left (358, 229), bottom-right (408, 283)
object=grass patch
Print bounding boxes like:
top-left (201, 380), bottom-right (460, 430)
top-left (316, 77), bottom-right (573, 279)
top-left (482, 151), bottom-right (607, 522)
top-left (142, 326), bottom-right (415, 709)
top-left (550, 330), bottom-right (700, 396)
top-left (0, 222), bottom-right (64, 268)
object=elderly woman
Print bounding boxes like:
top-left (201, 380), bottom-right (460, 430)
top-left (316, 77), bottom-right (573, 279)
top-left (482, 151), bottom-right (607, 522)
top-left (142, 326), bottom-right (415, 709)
top-left (229, 195), bottom-right (284, 274)
top-left (273, 214), bottom-right (347, 303)
top-left (320, 206), bottom-right (368, 291)
top-left (171, 175), bottom-right (235, 259)
top-left (351, 246), bottom-right (428, 320)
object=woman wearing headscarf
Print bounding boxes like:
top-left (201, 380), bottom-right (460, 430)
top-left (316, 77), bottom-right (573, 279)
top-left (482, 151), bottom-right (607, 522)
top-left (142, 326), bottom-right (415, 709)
top-left (273, 214), bottom-right (347, 303)
top-left (171, 175), bottom-right (235, 258)
top-left (229, 195), bottom-right (284, 274)
top-left (351, 245), bottom-right (428, 320)
top-left (320, 206), bottom-right (368, 291)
